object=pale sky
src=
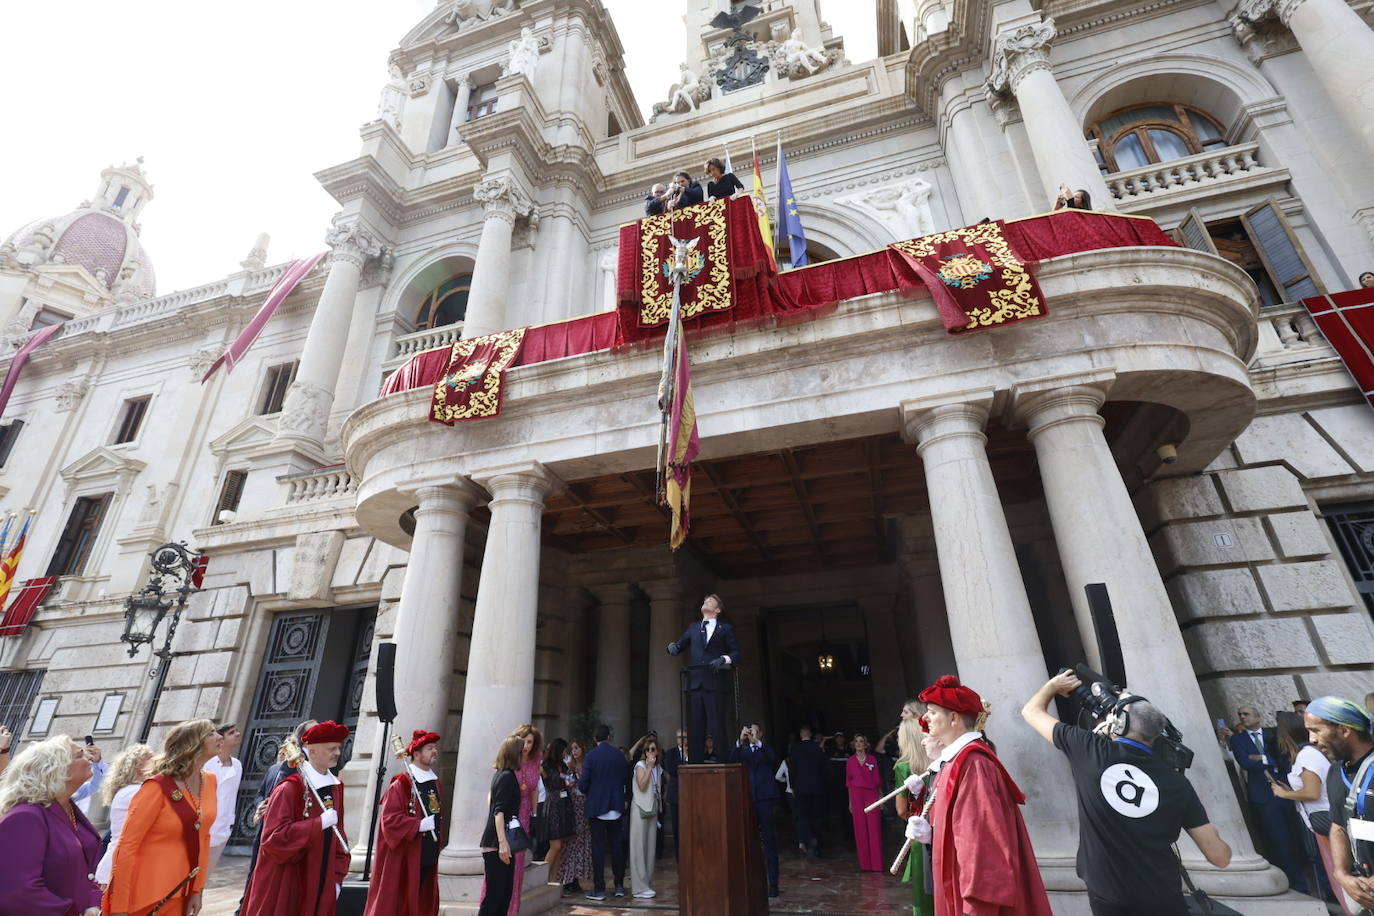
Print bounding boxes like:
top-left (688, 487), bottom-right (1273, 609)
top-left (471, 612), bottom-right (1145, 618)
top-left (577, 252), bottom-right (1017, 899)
top-left (0, 1), bottom-right (877, 295)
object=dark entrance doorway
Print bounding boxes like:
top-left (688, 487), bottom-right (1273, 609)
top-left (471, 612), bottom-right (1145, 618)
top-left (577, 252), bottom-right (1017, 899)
top-left (229, 605), bottom-right (376, 850)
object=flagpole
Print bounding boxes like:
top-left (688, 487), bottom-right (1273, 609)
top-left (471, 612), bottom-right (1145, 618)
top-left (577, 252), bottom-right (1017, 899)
top-left (0, 512), bottom-right (14, 559)
top-left (656, 239), bottom-right (691, 503)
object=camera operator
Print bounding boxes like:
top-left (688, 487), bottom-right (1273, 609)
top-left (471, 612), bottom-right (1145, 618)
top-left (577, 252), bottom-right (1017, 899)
top-left (1022, 671), bottom-right (1231, 916)
top-left (1305, 695), bottom-right (1374, 912)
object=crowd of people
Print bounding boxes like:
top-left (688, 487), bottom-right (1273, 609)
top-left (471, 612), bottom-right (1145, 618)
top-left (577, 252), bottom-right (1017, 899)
top-left (644, 157), bottom-right (747, 216)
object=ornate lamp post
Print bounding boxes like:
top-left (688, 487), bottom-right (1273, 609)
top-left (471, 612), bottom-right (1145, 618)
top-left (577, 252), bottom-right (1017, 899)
top-left (120, 541), bottom-right (203, 742)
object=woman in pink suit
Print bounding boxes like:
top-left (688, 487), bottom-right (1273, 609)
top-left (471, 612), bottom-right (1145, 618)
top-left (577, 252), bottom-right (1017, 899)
top-left (845, 733), bottom-right (884, 871)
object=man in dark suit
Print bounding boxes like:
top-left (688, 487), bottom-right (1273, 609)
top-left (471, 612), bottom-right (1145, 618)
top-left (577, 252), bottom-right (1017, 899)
top-left (578, 724), bottom-right (631, 901)
top-left (662, 728), bottom-right (688, 859)
top-left (644, 183), bottom-right (668, 216)
top-left (787, 725), bottom-right (828, 856)
top-left (733, 723), bottom-right (781, 897)
top-left (668, 171), bottom-right (704, 210)
top-left (666, 593), bottom-right (741, 763)
top-left (1228, 705), bottom-right (1307, 892)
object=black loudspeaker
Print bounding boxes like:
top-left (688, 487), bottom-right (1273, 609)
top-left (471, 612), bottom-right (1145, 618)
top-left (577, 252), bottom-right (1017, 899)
top-left (1084, 583), bottom-right (1126, 687)
top-left (375, 642), bottom-right (397, 724)
top-left (336, 881), bottom-right (370, 916)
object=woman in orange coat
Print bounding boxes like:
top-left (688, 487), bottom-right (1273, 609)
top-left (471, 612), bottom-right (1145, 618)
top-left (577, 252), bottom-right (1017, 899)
top-left (105, 719), bottom-right (221, 916)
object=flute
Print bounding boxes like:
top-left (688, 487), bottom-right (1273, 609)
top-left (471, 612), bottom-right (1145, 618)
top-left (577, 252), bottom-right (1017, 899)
top-left (281, 740), bottom-right (349, 849)
top-left (392, 735), bottom-right (440, 842)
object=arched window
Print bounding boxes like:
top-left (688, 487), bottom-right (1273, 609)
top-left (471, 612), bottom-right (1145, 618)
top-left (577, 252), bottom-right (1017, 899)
top-left (1087, 103), bottom-right (1227, 174)
top-left (415, 273), bottom-right (472, 329)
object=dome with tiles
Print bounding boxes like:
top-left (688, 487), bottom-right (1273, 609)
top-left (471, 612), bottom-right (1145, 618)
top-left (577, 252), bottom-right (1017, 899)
top-left (3, 160), bottom-right (157, 301)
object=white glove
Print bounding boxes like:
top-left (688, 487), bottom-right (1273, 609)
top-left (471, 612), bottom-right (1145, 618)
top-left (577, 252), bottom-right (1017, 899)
top-left (903, 773), bottom-right (924, 794)
top-left (335, 883), bottom-right (342, 899)
top-left (905, 815), bottom-right (931, 843)
top-left (419, 815), bottom-right (437, 834)
top-left (319, 808), bottom-right (339, 831)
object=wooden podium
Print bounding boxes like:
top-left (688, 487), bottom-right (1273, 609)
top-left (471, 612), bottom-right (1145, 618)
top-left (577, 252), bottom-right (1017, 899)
top-left (678, 763), bottom-right (769, 915)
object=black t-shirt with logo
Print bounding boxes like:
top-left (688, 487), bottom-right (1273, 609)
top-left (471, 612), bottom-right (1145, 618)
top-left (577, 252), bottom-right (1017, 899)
top-left (1327, 750), bottom-right (1374, 870)
top-left (1053, 723), bottom-right (1208, 909)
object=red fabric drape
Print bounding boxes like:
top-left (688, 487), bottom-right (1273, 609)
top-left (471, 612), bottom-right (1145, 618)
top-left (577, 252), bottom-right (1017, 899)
top-left (1002, 209), bottom-right (1177, 259)
top-left (1301, 286), bottom-right (1374, 407)
top-left (517, 311), bottom-right (622, 364)
top-left (0, 577), bottom-right (58, 637)
top-left (775, 249), bottom-right (924, 310)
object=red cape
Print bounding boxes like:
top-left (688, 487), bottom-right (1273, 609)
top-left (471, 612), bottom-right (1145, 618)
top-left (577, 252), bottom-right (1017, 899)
top-left (363, 772), bottom-right (440, 916)
top-left (930, 742), bottom-right (1052, 916)
top-left (241, 772), bottom-right (351, 916)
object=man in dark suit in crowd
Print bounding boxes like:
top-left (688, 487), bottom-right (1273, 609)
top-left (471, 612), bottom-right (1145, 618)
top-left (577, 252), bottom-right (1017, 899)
top-left (663, 728), bottom-right (689, 859)
top-left (1228, 705), bottom-right (1307, 892)
top-left (787, 725), bottom-right (829, 856)
top-left (579, 724), bottom-right (631, 901)
top-left (733, 723), bottom-right (781, 897)
top-left (667, 171), bottom-right (704, 210)
top-left (666, 593), bottom-right (741, 763)
top-left (644, 183), bottom-right (668, 216)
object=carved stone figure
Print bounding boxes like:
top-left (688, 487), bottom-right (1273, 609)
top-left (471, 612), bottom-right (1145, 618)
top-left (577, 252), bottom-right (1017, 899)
top-left (377, 64), bottom-right (406, 129)
top-left (447, 0), bottom-right (518, 27)
top-left (775, 29), bottom-right (830, 77)
top-left (836, 177), bottom-right (938, 241)
top-left (650, 64), bottom-right (712, 122)
top-left (504, 27), bottom-right (540, 77)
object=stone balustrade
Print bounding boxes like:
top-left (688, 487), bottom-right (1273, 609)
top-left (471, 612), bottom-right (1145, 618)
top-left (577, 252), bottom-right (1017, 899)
top-left (1106, 142), bottom-right (1263, 202)
top-left (388, 323), bottom-right (464, 366)
top-left (1262, 301), bottom-right (1324, 349)
top-left (282, 465), bottom-right (358, 504)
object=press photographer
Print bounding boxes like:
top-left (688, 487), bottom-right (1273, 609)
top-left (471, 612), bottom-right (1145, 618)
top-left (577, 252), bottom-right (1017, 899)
top-left (1022, 668), bottom-right (1231, 916)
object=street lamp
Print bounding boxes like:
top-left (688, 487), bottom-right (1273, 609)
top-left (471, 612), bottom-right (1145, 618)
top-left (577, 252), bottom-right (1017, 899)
top-left (119, 541), bottom-right (203, 742)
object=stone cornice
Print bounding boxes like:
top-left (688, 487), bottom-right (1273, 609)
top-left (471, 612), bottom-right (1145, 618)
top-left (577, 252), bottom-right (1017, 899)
top-left (903, 0), bottom-right (996, 117)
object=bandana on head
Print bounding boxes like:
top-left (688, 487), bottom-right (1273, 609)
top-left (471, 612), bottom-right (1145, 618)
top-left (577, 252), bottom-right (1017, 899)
top-left (918, 675), bottom-right (984, 721)
top-left (302, 720), bottom-right (350, 745)
top-left (407, 729), bottom-right (441, 756)
top-left (1307, 696), bottom-right (1372, 732)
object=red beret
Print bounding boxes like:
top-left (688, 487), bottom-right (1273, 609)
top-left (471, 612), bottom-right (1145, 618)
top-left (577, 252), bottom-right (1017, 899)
top-left (918, 675), bottom-right (984, 720)
top-left (407, 730), bottom-right (441, 756)
top-left (302, 720), bottom-right (350, 745)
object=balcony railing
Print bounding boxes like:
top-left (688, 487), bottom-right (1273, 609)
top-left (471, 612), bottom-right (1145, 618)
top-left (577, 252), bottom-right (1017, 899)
top-left (282, 465), bottom-right (357, 504)
top-left (388, 323), bottom-right (464, 367)
top-left (1106, 142), bottom-right (1264, 202)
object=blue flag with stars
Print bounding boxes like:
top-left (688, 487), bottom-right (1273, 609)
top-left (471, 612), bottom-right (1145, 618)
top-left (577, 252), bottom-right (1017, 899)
top-left (776, 139), bottom-right (809, 268)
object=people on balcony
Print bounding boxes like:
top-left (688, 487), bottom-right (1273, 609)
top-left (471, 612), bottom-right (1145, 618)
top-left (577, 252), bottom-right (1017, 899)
top-left (1053, 186), bottom-right (1093, 211)
top-left (704, 158), bottom-right (745, 201)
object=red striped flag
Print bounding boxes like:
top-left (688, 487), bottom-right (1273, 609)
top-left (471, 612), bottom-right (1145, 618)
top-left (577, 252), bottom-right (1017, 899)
top-left (665, 329), bottom-right (699, 550)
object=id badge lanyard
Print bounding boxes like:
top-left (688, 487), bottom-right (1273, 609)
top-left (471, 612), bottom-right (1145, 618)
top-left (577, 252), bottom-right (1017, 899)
top-left (1341, 753), bottom-right (1374, 855)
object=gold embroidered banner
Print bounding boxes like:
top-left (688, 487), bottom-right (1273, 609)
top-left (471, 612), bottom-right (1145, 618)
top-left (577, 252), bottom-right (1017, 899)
top-left (636, 197), bottom-right (732, 326)
top-left (428, 327), bottom-right (527, 424)
top-left (890, 220), bottom-right (1046, 333)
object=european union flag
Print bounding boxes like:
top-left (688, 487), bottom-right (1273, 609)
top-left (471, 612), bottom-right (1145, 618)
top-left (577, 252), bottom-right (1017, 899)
top-left (775, 140), bottom-right (809, 268)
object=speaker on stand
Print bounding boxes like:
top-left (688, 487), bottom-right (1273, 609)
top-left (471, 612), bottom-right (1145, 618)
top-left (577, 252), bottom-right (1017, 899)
top-left (337, 642), bottom-right (398, 916)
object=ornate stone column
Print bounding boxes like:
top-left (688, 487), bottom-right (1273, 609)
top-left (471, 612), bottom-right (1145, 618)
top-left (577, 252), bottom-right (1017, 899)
top-left (449, 76), bottom-right (474, 145)
top-left (1012, 374), bottom-right (1285, 895)
top-left (642, 579), bottom-right (683, 734)
top-left (390, 480), bottom-right (480, 741)
top-left (1237, 0), bottom-right (1374, 161)
top-left (440, 463), bottom-right (554, 893)
top-left (900, 391), bottom-right (1078, 887)
top-left (462, 175), bottom-right (532, 340)
top-left (275, 218), bottom-right (382, 452)
top-left (592, 582), bottom-right (636, 742)
top-left (986, 19), bottom-right (1112, 211)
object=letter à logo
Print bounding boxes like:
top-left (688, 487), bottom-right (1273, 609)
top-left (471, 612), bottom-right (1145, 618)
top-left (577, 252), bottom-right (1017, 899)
top-left (1099, 763), bottom-right (1159, 818)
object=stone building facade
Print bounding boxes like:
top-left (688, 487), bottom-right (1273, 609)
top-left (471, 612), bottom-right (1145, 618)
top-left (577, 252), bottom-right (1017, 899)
top-left (2, 0), bottom-right (1374, 912)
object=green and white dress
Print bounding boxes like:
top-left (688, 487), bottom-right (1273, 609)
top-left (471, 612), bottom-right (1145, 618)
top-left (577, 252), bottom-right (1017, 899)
top-left (892, 760), bottom-right (936, 916)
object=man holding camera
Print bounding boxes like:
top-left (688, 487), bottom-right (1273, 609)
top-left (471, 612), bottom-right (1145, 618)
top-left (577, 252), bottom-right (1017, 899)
top-left (1022, 672), bottom-right (1231, 916)
top-left (1305, 695), bottom-right (1374, 912)
top-left (733, 723), bottom-right (780, 898)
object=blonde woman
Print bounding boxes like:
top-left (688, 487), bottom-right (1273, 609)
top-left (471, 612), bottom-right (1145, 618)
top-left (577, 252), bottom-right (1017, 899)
top-left (105, 719), bottom-right (220, 916)
top-left (0, 734), bottom-right (103, 915)
top-left (892, 718), bottom-right (935, 916)
top-left (95, 744), bottom-right (155, 885)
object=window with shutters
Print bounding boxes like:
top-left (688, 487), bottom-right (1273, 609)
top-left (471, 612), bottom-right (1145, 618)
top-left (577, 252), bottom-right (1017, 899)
top-left (45, 493), bottom-right (112, 577)
top-left (0, 669), bottom-right (46, 739)
top-left (415, 275), bottom-right (471, 329)
top-left (1170, 200), bottom-right (1323, 305)
top-left (1087, 103), bottom-right (1228, 174)
top-left (112, 396), bottom-right (151, 444)
top-left (467, 83), bottom-right (498, 122)
top-left (0, 420), bottom-right (23, 467)
top-left (259, 362), bottom-right (298, 415)
top-left (214, 470), bottom-right (249, 525)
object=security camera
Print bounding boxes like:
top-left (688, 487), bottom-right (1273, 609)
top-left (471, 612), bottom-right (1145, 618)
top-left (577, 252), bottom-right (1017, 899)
top-left (1157, 444), bottom-right (1179, 464)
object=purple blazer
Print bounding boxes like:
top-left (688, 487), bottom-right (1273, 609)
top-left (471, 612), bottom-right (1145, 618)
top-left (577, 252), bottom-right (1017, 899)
top-left (0, 802), bottom-right (102, 915)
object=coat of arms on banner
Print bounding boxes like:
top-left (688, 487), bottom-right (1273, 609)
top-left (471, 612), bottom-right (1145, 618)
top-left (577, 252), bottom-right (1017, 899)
top-left (429, 327), bottom-right (527, 424)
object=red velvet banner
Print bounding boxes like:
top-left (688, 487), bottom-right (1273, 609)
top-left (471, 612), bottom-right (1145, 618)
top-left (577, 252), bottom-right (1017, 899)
top-left (1301, 286), bottom-right (1374, 408)
top-left (889, 220), bottom-right (1047, 333)
top-left (428, 327), bottom-right (527, 424)
top-left (0, 576), bottom-right (57, 638)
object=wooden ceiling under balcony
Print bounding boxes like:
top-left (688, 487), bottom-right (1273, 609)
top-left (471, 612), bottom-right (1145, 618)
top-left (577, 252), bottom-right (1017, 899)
top-left (540, 430), bottom-right (1044, 578)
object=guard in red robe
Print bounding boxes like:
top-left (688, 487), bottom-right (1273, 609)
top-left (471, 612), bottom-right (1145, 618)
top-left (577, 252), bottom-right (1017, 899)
top-left (241, 720), bottom-right (352, 916)
top-left (916, 676), bottom-right (1052, 916)
top-left (363, 729), bottom-right (443, 916)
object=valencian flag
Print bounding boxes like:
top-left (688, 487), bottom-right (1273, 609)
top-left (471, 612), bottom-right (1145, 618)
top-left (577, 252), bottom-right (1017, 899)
top-left (750, 140), bottom-right (775, 264)
top-left (0, 511), bottom-right (34, 611)
top-left (664, 328), bottom-right (700, 550)
top-left (775, 138), bottom-right (809, 269)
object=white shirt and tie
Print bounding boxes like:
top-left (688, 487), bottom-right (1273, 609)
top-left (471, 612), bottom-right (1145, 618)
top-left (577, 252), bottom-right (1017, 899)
top-left (701, 618), bottom-right (732, 665)
top-left (1246, 729), bottom-right (1269, 765)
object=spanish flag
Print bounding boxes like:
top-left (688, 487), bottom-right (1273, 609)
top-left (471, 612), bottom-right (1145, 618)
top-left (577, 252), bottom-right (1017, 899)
top-left (750, 142), bottom-right (775, 264)
top-left (0, 511), bottom-right (34, 612)
top-left (665, 329), bottom-right (700, 550)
